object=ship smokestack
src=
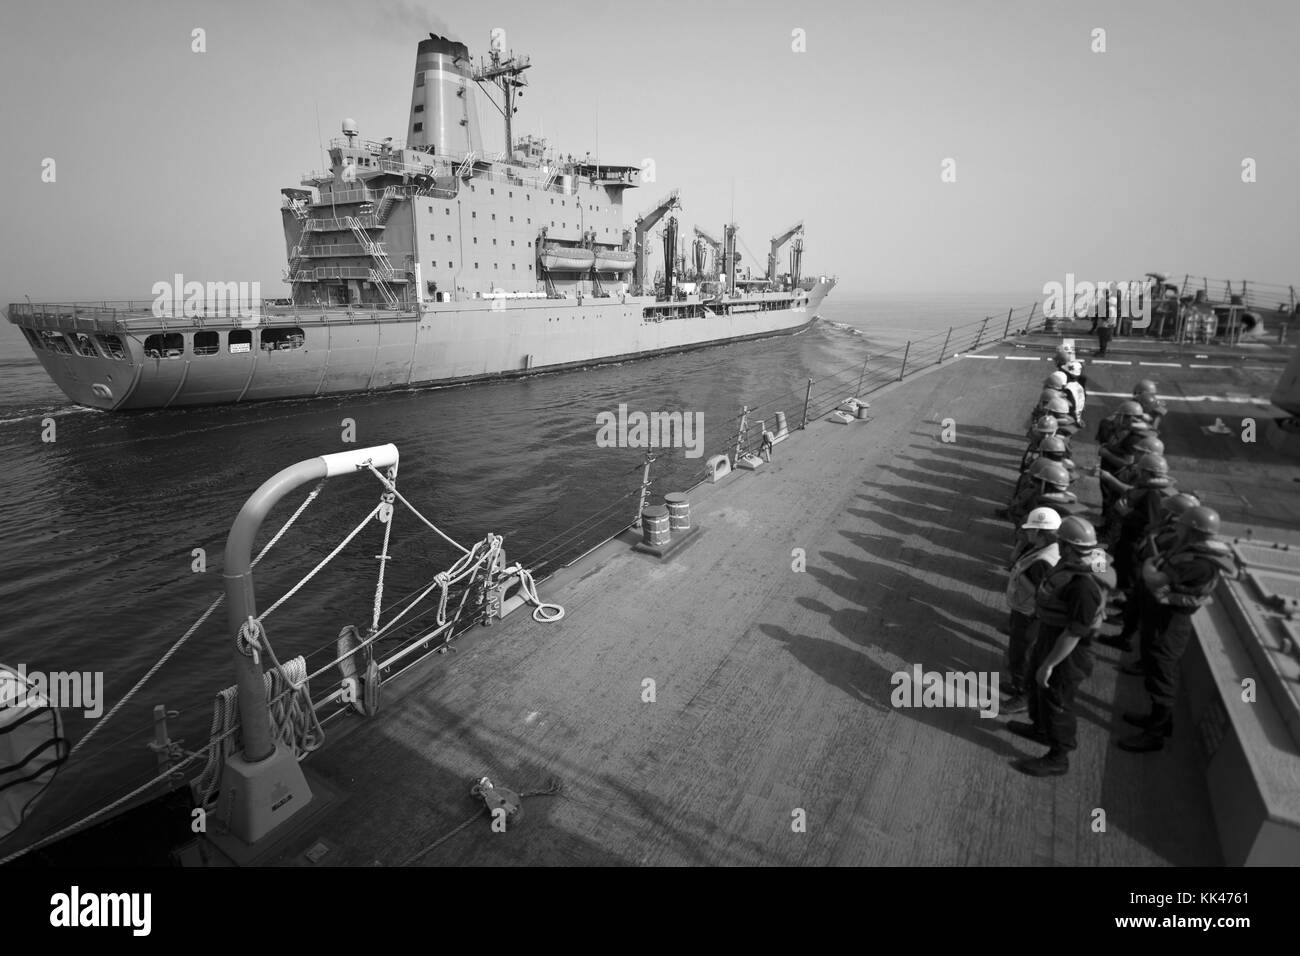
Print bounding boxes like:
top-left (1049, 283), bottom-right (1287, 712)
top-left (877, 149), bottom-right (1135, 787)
top-left (408, 34), bottom-right (483, 156)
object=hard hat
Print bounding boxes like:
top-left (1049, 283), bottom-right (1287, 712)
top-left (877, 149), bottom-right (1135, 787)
top-left (1133, 379), bottom-right (1158, 396)
top-left (1136, 453), bottom-right (1169, 477)
top-left (1038, 388), bottom-right (1060, 406)
top-left (1134, 435), bottom-right (1165, 455)
top-left (1057, 515), bottom-right (1098, 548)
top-left (1035, 460), bottom-right (1070, 491)
top-left (1125, 419), bottom-right (1153, 434)
top-left (1022, 507), bottom-right (1062, 531)
top-left (1138, 392), bottom-right (1162, 412)
top-left (1178, 505), bottom-right (1221, 535)
top-left (1118, 399), bottom-right (1144, 417)
top-left (1033, 415), bottom-right (1059, 436)
top-left (1161, 492), bottom-right (1201, 521)
top-left (1064, 360), bottom-right (1083, 376)
top-left (1044, 371), bottom-right (1068, 389)
top-left (1045, 395), bottom-right (1071, 415)
top-left (1038, 435), bottom-right (1068, 455)
top-left (1053, 345), bottom-right (1071, 364)
top-left (1028, 457), bottom-right (1056, 479)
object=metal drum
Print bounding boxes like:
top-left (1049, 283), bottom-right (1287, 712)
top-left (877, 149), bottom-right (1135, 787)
top-left (664, 493), bottom-right (690, 532)
top-left (641, 505), bottom-right (670, 548)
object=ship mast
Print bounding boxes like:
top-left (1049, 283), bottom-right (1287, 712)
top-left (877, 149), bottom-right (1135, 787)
top-left (473, 47), bottom-right (531, 155)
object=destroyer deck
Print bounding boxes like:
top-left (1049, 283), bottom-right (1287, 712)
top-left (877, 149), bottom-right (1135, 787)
top-left (243, 336), bottom-right (1285, 867)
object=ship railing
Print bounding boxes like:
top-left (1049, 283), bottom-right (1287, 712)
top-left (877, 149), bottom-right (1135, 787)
top-left (1175, 275), bottom-right (1298, 314)
top-left (6, 300), bottom-right (421, 331)
top-left (297, 242), bottom-right (390, 258)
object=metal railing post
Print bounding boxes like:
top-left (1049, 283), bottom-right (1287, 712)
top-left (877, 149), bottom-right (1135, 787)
top-left (973, 316), bottom-right (989, 350)
top-left (1023, 300), bottom-right (1037, 332)
top-left (937, 326), bottom-right (952, 364)
top-left (898, 341), bottom-right (911, 381)
top-left (857, 353), bottom-right (870, 393)
top-left (801, 378), bottom-right (813, 429)
top-left (1004, 307), bottom-right (1013, 339)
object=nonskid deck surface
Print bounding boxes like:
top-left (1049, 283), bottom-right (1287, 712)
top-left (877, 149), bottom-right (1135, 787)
top-left (260, 343), bottom-right (1244, 866)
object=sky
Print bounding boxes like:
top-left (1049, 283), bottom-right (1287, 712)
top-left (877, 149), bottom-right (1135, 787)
top-left (0, 0), bottom-right (1296, 305)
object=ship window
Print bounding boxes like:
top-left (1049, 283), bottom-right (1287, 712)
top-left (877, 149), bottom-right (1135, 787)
top-left (40, 331), bottom-right (72, 354)
top-left (511, 240), bottom-right (515, 246)
top-left (430, 234), bottom-right (435, 241)
top-left (490, 188), bottom-right (494, 195)
top-left (446, 208), bottom-right (450, 215)
top-left (512, 263), bottom-right (516, 270)
top-left (473, 237), bottom-right (478, 244)
top-left (416, 73), bottom-right (425, 87)
top-left (550, 198), bottom-right (554, 205)
top-left (449, 261), bottom-right (453, 268)
top-left (509, 191), bottom-right (513, 198)
top-left (413, 123), bottom-right (423, 133)
top-left (261, 327), bottom-right (305, 351)
top-left (510, 216), bottom-right (514, 222)
top-left (492, 238), bottom-right (497, 245)
top-left (229, 330), bottom-right (252, 354)
top-left (414, 104), bottom-right (424, 113)
top-left (143, 332), bottom-right (184, 359)
top-left (527, 218), bottom-right (531, 224)
top-left (446, 235), bottom-right (450, 242)
top-left (472, 212), bottom-right (476, 218)
top-left (194, 330), bottom-right (220, 355)
top-left (72, 332), bottom-right (98, 357)
top-left (492, 213), bottom-right (496, 220)
top-left (96, 334), bottom-right (126, 359)
top-left (475, 262), bottom-right (479, 269)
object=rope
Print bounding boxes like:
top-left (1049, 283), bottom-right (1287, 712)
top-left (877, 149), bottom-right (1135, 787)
top-left (257, 503), bottom-right (382, 623)
top-left (367, 464), bottom-right (468, 554)
top-left (67, 481), bottom-right (326, 760)
top-left (507, 566), bottom-right (565, 622)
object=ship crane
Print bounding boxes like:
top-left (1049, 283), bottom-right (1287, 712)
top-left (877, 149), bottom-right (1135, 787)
top-left (767, 221), bottom-right (804, 286)
top-left (632, 189), bottom-right (681, 296)
top-left (693, 226), bottom-right (723, 279)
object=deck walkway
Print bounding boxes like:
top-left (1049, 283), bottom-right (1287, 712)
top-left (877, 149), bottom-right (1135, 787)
top-left (258, 344), bottom-right (1225, 866)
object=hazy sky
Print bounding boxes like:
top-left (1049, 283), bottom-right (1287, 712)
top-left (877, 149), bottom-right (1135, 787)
top-left (1, 0), bottom-right (1296, 304)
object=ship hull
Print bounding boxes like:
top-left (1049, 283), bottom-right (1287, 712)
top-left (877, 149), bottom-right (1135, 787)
top-left (11, 280), bottom-right (834, 411)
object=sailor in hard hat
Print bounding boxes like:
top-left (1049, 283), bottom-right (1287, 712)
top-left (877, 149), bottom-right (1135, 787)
top-left (1007, 516), bottom-right (1116, 776)
top-left (1007, 459), bottom-right (1084, 552)
top-left (1133, 381), bottom-right (1167, 432)
top-left (1017, 413), bottom-right (1067, 472)
top-left (1118, 506), bottom-right (1238, 752)
top-left (1003, 507), bottom-right (1061, 715)
top-left (1095, 397), bottom-right (1150, 447)
top-left (1101, 493), bottom-right (1200, 655)
top-left (1062, 360), bottom-right (1087, 422)
top-left (1109, 453), bottom-right (1176, 595)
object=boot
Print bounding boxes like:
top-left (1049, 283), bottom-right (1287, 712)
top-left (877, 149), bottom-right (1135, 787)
top-left (1118, 730), bottom-right (1165, 752)
top-left (1013, 749), bottom-right (1069, 776)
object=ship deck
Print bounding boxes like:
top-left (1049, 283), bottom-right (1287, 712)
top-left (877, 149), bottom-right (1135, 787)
top-left (234, 328), bottom-right (1300, 867)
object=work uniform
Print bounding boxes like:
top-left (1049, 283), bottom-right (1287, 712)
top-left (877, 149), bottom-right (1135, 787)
top-left (1027, 551), bottom-right (1115, 753)
top-left (1112, 483), bottom-right (1174, 590)
top-left (1005, 541), bottom-right (1059, 696)
top-left (1139, 540), bottom-right (1237, 735)
top-left (1064, 380), bottom-right (1086, 420)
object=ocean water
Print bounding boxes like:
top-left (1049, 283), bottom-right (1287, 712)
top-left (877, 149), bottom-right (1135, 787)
top-left (0, 290), bottom-right (1038, 846)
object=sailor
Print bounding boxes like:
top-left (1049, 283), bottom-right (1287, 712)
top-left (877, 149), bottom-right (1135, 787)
top-left (1008, 516), bottom-right (1115, 776)
top-left (759, 429), bottom-right (775, 462)
top-left (1095, 398), bottom-right (1149, 447)
top-left (1062, 359), bottom-right (1086, 413)
top-left (1109, 453), bottom-right (1176, 593)
top-left (1097, 417), bottom-right (1156, 522)
top-left (1017, 434), bottom-right (1075, 483)
top-left (1025, 393), bottom-right (1079, 439)
top-left (1135, 386), bottom-right (1167, 432)
top-left (1095, 310), bottom-right (1115, 357)
top-left (1017, 414), bottom-right (1063, 471)
top-left (1101, 492), bottom-right (1200, 655)
top-left (1118, 506), bottom-right (1238, 752)
top-left (1003, 508), bottom-right (1061, 715)
top-left (1007, 460), bottom-right (1083, 552)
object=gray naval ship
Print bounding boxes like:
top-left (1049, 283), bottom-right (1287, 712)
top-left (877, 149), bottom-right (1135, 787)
top-left (6, 34), bottom-right (835, 413)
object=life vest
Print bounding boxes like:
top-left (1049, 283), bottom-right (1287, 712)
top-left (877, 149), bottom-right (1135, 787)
top-left (1, 663), bottom-right (69, 841)
top-left (1153, 539), bottom-right (1237, 609)
top-left (1064, 381), bottom-right (1086, 415)
top-left (1006, 542), bottom-right (1060, 614)
top-left (1034, 550), bottom-right (1117, 632)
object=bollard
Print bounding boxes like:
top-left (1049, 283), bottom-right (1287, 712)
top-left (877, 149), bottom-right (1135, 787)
top-left (774, 411), bottom-right (789, 441)
top-left (641, 506), bottom-right (670, 548)
top-left (664, 493), bottom-right (690, 532)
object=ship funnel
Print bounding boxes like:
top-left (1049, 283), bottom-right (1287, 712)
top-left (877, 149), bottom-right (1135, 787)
top-left (408, 34), bottom-right (483, 157)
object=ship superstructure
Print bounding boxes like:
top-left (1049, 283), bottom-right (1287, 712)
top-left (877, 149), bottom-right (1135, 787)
top-left (8, 33), bottom-right (835, 412)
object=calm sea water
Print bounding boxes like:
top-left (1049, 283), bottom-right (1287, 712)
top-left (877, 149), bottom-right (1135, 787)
top-left (0, 290), bottom-right (1037, 843)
